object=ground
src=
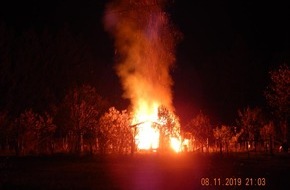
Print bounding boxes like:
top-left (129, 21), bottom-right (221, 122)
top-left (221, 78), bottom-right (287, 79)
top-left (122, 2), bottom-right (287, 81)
top-left (0, 153), bottom-right (289, 190)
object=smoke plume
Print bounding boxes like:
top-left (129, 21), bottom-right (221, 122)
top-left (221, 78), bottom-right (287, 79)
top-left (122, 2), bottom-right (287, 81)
top-left (103, 0), bottom-right (179, 113)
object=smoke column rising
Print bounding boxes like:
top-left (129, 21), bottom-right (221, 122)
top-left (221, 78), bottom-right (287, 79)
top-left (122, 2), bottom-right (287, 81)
top-left (103, 0), bottom-right (179, 116)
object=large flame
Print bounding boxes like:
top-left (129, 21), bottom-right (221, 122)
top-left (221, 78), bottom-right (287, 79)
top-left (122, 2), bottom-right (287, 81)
top-left (104, 0), bottom-right (181, 153)
top-left (132, 103), bottom-right (182, 152)
top-left (133, 101), bottom-right (160, 150)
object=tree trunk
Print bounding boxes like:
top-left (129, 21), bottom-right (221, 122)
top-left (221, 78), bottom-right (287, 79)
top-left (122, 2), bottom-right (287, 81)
top-left (270, 136), bottom-right (273, 155)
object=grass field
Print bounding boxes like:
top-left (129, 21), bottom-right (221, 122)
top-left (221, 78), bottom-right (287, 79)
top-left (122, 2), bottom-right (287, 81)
top-left (0, 152), bottom-right (289, 190)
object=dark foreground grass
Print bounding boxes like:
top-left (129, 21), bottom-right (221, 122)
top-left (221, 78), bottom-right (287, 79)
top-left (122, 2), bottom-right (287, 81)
top-left (0, 152), bottom-right (289, 190)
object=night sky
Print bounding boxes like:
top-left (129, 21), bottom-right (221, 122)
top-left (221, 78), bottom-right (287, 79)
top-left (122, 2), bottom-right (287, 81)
top-left (1, 0), bottom-right (290, 126)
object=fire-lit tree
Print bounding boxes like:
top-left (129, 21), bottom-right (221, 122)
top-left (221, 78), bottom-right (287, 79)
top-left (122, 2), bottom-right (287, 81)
top-left (265, 64), bottom-right (290, 146)
top-left (62, 85), bottom-right (107, 154)
top-left (99, 107), bottom-right (132, 154)
top-left (12, 109), bottom-right (39, 155)
top-left (213, 125), bottom-right (233, 154)
top-left (185, 111), bottom-right (213, 152)
top-left (260, 121), bottom-right (275, 153)
top-left (157, 106), bottom-right (181, 152)
top-left (10, 109), bottom-right (56, 155)
top-left (236, 106), bottom-right (264, 151)
top-left (37, 113), bottom-right (57, 154)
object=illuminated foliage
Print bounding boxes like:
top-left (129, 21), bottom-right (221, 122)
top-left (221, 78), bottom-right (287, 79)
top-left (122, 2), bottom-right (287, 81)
top-left (260, 121), bottom-right (275, 141)
top-left (265, 64), bottom-right (290, 116)
top-left (213, 125), bottom-right (233, 153)
top-left (185, 111), bottom-right (212, 152)
top-left (259, 121), bottom-right (275, 153)
top-left (158, 106), bottom-right (180, 137)
top-left (157, 106), bottom-right (181, 152)
top-left (265, 64), bottom-right (289, 142)
top-left (236, 107), bottom-right (264, 151)
top-left (11, 109), bottom-right (56, 155)
top-left (37, 113), bottom-right (57, 154)
top-left (14, 109), bottom-right (40, 155)
top-left (63, 85), bottom-right (106, 154)
top-left (99, 107), bottom-right (132, 154)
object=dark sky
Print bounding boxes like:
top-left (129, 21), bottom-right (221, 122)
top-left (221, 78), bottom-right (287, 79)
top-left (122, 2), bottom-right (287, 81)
top-left (1, 0), bottom-right (290, 125)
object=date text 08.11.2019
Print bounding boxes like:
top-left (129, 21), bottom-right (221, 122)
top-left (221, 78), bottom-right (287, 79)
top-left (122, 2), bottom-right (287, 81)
top-left (200, 177), bottom-right (266, 187)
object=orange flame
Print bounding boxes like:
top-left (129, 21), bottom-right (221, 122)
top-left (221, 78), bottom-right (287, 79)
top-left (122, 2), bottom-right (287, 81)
top-left (133, 102), bottom-right (160, 150)
top-left (170, 137), bottom-right (181, 152)
top-left (104, 0), bottom-right (181, 153)
top-left (132, 102), bottom-right (181, 152)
